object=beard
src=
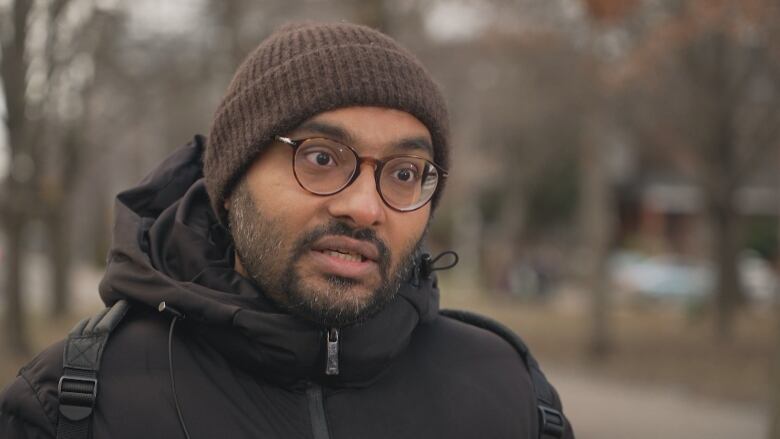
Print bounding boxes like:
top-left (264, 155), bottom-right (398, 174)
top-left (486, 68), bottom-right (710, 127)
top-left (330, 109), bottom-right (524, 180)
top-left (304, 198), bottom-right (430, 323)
top-left (227, 181), bottom-right (424, 328)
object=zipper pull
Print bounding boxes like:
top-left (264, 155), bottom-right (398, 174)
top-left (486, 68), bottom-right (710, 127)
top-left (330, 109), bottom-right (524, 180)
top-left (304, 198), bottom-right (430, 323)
top-left (325, 328), bottom-right (339, 376)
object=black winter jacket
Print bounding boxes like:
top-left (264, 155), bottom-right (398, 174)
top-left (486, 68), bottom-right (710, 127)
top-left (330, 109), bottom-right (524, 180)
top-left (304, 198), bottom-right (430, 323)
top-left (0, 136), bottom-right (574, 439)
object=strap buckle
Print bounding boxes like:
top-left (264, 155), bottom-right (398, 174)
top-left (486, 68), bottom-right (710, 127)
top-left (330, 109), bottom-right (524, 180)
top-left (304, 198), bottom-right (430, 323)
top-left (538, 405), bottom-right (565, 438)
top-left (58, 373), bottom-right (98, 421)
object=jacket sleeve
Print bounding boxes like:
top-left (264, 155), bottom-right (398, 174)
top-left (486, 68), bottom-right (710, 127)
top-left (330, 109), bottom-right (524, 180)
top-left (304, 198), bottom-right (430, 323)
top-left (552, 379), bottom-right (576, 439)
top-left (0, 373), bottom-right (57, 439)
top-left (0, 341), bottom-right (65, 439)
top-left (563, 414), bottom-right (576, 439)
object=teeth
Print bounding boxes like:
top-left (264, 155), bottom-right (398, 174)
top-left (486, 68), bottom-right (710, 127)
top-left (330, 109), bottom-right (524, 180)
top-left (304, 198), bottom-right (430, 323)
top-left (325, 250), bottom-right (363, 262)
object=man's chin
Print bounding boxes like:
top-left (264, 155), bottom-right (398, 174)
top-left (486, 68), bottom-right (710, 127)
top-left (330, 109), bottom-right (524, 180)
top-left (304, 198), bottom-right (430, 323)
top-left (284, 276), bottom-right (391, 327)
top-left (305, 275), bottom-right (377, 309)
top-left (296, 258), bottom-right (383, 301)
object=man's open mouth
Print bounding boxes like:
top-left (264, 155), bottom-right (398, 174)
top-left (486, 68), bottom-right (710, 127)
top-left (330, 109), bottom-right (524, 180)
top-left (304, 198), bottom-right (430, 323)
top-left (309, 236), bottom-right (380, 265)
top-left (318, 249), bottom-right (367, 262)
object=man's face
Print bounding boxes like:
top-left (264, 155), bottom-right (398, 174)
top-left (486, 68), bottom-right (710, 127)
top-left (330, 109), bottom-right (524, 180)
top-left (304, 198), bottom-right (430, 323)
top-left (227, 107), bottom-right (433, 327)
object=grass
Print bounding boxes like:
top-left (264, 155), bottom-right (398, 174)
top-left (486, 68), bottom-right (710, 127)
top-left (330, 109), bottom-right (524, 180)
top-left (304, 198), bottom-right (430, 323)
top-left (440, 282), bottom-right (776, 404)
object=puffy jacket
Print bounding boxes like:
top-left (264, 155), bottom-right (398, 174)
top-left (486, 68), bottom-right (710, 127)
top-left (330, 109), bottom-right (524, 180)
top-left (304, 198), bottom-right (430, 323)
top-left (0, 136), bottom-right (574, 439)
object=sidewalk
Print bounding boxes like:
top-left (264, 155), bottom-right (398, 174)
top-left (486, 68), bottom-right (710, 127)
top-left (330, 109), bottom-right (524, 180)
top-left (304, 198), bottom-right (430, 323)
top-left (548, 367), bottom-right (767, 439)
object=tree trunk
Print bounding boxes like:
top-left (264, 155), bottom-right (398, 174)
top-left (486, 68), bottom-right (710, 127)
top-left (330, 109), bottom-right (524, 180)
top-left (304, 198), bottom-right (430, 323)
top-left (452, 193), bottom-right (483, 293)
top-left (581, 116), bottom-right (613, 358)
top-left (3, 210), bottom-right (29, 354)
top-left (486, 189), bottom-right (527, 294)
top-left (709, 195), bottom-right (743, 341)
top-left (1, 0), bottom-right (34, 355)
top-left (47, 205), bottom-right (72, 317)
top-left (771, 305), bottom-right (780, 438)
top-left (773, 149), bottom-right (780, 439)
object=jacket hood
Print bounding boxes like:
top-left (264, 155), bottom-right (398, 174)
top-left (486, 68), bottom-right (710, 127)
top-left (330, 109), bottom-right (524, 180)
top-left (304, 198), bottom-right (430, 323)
top-left (99, 135), bottom-right (440, 386)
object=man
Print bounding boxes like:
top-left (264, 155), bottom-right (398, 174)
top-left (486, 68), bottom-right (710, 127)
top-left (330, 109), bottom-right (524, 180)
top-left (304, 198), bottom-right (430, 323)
top-left (0, 22), bottom-right (574, 438)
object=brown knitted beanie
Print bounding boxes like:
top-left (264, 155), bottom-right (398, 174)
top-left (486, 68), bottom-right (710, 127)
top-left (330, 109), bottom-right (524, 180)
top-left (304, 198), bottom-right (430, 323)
top-left (204, 21), bottom-right (450, 223)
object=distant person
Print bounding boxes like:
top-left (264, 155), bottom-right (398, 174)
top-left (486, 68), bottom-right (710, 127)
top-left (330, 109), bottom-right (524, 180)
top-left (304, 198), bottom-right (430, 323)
top-left (0, 22), bottom-right (573, 439)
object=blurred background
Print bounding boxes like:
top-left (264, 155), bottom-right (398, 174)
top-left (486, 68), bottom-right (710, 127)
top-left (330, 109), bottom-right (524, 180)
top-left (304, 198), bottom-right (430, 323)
top-left (0, 0), bottom-right (778, 437)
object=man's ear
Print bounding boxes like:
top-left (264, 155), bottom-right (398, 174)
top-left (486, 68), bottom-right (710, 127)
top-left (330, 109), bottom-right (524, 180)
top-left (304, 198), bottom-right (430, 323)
top-left (224, 197), bottom-right (231, 211)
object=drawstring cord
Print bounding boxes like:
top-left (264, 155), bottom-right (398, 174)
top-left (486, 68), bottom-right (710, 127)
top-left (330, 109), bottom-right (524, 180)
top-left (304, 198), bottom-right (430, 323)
top-left (419, 250), bottom-right (459, 279)
top-left (160, 302), bottom-right (192, 439)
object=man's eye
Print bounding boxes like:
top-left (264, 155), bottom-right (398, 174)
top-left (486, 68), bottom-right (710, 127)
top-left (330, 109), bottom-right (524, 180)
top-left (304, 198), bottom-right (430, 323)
top-left (305, 151), bottom-right (336, 167)
top-left (392, 166), bottom-right (419, 183)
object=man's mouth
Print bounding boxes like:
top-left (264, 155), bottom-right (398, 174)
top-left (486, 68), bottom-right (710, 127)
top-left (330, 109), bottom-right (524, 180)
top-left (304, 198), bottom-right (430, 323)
top-left (310, 236), bottom-right (380, 262)
top-left (308, 236), bottom-right (382, 278)
top-left (318, 249), bottom-right (367, 263)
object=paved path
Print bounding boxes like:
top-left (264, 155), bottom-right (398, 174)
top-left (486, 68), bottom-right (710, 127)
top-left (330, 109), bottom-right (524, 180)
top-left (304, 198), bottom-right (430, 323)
top-left (547, 368), bottom-right (768, 439)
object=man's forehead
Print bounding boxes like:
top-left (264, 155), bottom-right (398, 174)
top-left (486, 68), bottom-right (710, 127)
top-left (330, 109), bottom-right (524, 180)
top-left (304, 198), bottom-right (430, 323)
top-left (289, 108), bottom-right (434, 158)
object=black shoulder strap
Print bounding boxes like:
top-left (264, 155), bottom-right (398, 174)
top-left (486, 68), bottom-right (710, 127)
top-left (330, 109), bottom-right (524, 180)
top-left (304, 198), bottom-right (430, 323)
top-left (56, 300), bottom-right (130, 439)
top-left (439, 309), bottom-right (567, 439)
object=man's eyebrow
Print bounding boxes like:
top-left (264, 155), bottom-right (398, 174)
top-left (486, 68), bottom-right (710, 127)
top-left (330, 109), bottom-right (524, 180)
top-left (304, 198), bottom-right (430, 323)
top-left (293, 121), bottom-right (433, 158)
top-left (294, 121), bottom-right (355, 144)
top-left (393, 137), bottom-right (433, 158)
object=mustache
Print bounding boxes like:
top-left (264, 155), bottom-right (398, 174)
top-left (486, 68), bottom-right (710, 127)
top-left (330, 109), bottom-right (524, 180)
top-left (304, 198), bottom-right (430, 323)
top-left (292, 220), bottom-right (391, 267)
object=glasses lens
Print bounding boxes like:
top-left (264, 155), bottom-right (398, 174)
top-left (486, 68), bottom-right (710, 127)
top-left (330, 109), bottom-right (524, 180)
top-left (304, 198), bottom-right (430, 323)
top-left (380, 157), bottom-right (439, 211)
top-left (294, 138), bottom-right (357, 194)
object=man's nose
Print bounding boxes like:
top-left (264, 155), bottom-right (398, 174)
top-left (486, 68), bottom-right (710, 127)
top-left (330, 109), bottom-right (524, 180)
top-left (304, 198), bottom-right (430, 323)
top-left (326, 165), bottom-right (386, 228)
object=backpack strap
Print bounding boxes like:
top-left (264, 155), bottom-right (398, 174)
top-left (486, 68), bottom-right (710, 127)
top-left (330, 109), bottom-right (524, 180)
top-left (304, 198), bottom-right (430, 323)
top-left (56, 300), bottom-right (130, 439)
top-left (439, 309), bottom-right (567, 439)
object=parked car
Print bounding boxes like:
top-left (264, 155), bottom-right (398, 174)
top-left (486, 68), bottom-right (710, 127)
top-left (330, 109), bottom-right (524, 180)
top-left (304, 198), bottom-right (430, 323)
top-left (609, 250), bottom-right (778, 301)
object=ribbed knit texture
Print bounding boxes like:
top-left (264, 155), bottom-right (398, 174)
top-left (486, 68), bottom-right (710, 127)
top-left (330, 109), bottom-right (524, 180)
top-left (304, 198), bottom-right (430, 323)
top-left (205, 21), bottom-right (450, 222)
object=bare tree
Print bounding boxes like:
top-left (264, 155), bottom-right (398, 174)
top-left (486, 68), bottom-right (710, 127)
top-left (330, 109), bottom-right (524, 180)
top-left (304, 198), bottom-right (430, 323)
top-left (573, 0), bottom-right (642, 357)
top-left (1, 0), bottom-right (116, 352)
top-left (615, 0), bottom-right (780, 339)
top-left (0, 0), bottom-right (34, 354)
top-left (42, 3), bottom-right (115, 317)
top-left (579, 110), bottom-right (616, 357)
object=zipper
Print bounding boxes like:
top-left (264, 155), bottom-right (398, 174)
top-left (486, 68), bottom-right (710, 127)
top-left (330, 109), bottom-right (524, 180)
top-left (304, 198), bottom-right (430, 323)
top-left (306, 329), bottom-right (338, 439)
top-left (306, 384), bottom-right (331, 439)
top-left (325, 328), bottom-right (339, 376)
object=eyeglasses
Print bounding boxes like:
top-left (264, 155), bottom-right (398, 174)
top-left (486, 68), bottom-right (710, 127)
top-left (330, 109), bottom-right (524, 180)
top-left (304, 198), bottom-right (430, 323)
top-left (275, 136), bottom-right (448, 212)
